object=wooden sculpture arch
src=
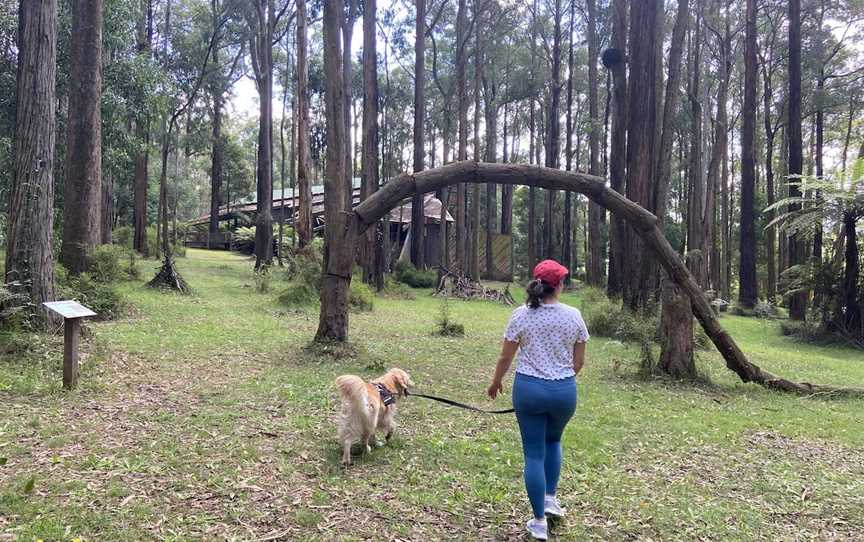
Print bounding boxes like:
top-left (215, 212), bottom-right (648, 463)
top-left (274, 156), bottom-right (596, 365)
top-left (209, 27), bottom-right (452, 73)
top-left (315, 161), bottom-right (863, 397)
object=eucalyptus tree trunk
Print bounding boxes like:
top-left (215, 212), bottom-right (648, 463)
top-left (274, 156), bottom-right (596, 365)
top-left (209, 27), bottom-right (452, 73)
top-left (411, 0), bottom-right (426, 268)
top-left (250, 0), bottom-right (276, 269)
top-left (208, 0), bottom-right (223, 249)
top-left (316, 0), bottom-right (353, 341)
top-left (623, 0), bottom-right (663, 310)
top-left (61, 0), bottom-right (103, 274)
top-left (686, 4), bottom-right (704, 285)
top-left (586, 0), bottom-right (604, 287)
top-left (470, 2), bottom-right (482, 281)
top-left (606, 0), bottom-right (627, 298)
top-left (360, 0), bottom-right (383, 288)
top-left (343, 0), bottom-right (357, 207)
top-left (543, 0), bottom-right (563, 262)
top-left (738, 0), bottom-right (758, 309)
top-left (787, 0), bottom-right (807, 321)
top-left (763, 61), bottom-right (777, 302)
top-left (296, 0), bottom-right (313, 248)
top-left (6, 0), bottom-right (59, 328)
top-left (563, 0), bottom-right (575, 277)
top-left (526, 0), bottom-right (538, 272)
top-left (455, 0), bottom-right (468, 273)
top-left (133, 0), bottom-right (152, 256)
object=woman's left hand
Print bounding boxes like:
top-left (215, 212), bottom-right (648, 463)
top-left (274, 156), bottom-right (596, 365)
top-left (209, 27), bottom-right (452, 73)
top-left (487, 379), bottom-right (503, 400)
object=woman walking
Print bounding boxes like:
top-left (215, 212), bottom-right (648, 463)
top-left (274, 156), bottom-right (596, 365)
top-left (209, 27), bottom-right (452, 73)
top-left (487, 260), bottom-right (589, 540)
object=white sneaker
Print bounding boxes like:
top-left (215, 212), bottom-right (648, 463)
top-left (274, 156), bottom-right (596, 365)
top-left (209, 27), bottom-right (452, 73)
top-left (526, 517), bottom-right (548, 540)
top-left (544, 494), bottom-right (565, 517)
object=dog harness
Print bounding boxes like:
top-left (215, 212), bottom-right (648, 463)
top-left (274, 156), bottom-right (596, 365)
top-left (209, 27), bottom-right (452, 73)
top-left (375, 383), bottom-right (395, 407)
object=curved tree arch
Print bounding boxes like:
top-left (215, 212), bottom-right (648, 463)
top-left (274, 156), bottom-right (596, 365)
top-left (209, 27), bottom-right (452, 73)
top-left (318, 161), bottom-right (864, 397)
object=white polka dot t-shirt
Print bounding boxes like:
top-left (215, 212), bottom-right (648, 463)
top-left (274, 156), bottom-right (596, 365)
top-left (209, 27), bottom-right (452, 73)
top-left (504, 302), bottom-right (590, 380)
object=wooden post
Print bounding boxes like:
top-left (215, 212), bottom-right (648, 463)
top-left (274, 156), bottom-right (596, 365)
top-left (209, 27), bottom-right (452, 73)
top-left (63, 318), bottom-right (81, 390)
top-left (43, 300), bottom-right (96, 391)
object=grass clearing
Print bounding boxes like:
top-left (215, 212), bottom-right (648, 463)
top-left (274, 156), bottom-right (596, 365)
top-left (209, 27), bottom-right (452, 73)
top-left (1, 249), bottom-right (863, 541)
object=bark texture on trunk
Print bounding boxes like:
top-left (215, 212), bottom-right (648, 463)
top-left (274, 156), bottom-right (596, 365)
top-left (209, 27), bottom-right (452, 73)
top-left (251, 0), bottom-right (275, 269)
top-left (842, 212), bottom-right (861, 333)
top-left (738, 0), bottom-right (758, 308)
top-left (6, 0), bottom-right (59, 328)
top-left (606, 0), bottom-right (627, 298)
top-left (586, 0), bottom-right (604, 287)
top-left (343, 161), bottom-right (864, 396)
top-left (658, 253), bottom-right (697, 380)
top-left (360, 0), bottom-right (383, 288)
top-left (543, 0), bottom-right (563, 262)
top-left (316, 0), bottom-right (355, 342)
top-left (787, 0), bottom-right (807, 321)
top-left (623, 0), bottom-right (663, 309)
top-left (101, 173), bottom-right (114, 244)
top-left (410, 0), bottom-right (425, 268)
top-left (296, 0), bottom-right (313, 248)
top-left (454, 0), bottom-right (468, 273)
top-left (61, 0), bottom-right (104, 274)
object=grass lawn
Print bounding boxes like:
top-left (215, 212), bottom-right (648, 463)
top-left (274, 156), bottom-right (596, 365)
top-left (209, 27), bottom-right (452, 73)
top-left (1, 249), bottom-right (863, 541)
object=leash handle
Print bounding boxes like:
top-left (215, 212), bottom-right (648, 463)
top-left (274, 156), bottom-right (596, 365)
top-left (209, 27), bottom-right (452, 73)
top-left (408, 391), bottom-right (516, 414)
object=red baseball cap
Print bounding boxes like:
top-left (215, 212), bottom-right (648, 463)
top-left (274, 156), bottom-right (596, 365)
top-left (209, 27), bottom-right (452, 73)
top-left (533, 259), bottom-right (569, 288)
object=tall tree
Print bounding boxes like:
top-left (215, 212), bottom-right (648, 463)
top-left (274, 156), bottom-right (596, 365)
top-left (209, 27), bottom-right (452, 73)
top-left (455, 0), bottom-right (468, 273)
top-left (316, 0), bottom-right (353, 341)
top-left (60, 0), bottom-right (104, 274)
top-left (469, 0), bottom-right (482, 281)
top-left (605, 0), bottom-right (627, 297)
top-left (738, 0), bottom-right (758, 308)
top-left (622, 0), bottom-right (663, 310)
top-left (787, 0), bottom-right (806, 321)
top-left (526, 0), bottom-right (539, 271)
top-left (543, 0), bottom-right (564, 261)
top-left (360, 0), bottom-right (384, 288)
top-left (296, 0), bottom-right (313, 248)
top-left (133, 0), bottom-right (153, 256)
top-left (410, 0), bottom-right (426, 268)
top-left (586, 0), bottom-right (604, 286)
top-left (249, 0), bottom-right (278, 269)
top-left (5, 0), bottom-right (59, 328)
top-left (562, 0), bottom-right (576, 277)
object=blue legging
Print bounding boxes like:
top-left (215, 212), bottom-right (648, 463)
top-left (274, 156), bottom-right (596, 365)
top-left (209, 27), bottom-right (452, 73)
top-left (512, 372), bottom-right (577, 519)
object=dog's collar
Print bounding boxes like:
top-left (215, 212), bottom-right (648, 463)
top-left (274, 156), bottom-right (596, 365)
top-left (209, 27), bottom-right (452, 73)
top-left (374, 382), bottom-right (396, 407)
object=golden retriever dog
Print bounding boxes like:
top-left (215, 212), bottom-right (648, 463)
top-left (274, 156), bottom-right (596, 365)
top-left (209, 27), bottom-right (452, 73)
top-left (335, 368), bottom-right (413, 465)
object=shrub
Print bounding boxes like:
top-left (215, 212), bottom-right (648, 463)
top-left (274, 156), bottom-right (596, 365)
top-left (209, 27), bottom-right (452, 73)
top-left (56, 269), bottom-right (126, 320)
top-left (0, 283), bottom-right (30, 331)
top-left (349, 280), bottom-right (374, 312)
top-left (582, 296), bottom-right (657, 344)
top-left (394, 261), bottom-right (436, 289)
top-left (434, 298), bottom-right (465, 337)
top-left (113, 225), bottom-right (134, 249)
top-left (278, 254), bottom-right (322, 306)
top-left (233, 226), bottom-right (256, 255)
top-left (254, 265), bottom-right (272, 293)
top-left (381, 276), bottom-right (416, 300)
top-left (90, 245), bottom-right (127, 283)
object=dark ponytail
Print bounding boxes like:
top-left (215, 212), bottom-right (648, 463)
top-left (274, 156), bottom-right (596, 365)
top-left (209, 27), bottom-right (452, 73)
top-left (526, 279), bottom-right (556, 309)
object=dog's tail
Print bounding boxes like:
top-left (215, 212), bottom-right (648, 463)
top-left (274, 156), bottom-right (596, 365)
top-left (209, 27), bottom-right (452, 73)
top-left (335, 375), bottom-right (369, 417)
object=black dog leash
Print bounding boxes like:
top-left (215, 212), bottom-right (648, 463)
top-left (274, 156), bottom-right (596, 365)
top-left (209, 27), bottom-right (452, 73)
top-left (406, 390), bottom-right (515, 414)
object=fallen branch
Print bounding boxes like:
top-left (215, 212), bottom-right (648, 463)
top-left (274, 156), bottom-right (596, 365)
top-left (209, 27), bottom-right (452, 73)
top-left (434, 268), bottom-right (515, 306)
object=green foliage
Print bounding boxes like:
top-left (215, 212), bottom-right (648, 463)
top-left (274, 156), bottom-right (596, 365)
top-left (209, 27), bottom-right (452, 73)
top-left (56, 267), bottom-right (126, 320)
top-left (233, 226), bottom-right (257, 255)
top-left (278, 254), bottom-right (322, 307)
top-left (0, 283), bottom-right (29, 331)
top-left (112, 226), bottom-right (134, 249)
top-left (434, 297), bottom-right (465, 337)
top-left (582, 294), bottom-right (658, 345)
top-left (381, 276), bottom-right (417, 300)
top-left (254, 265), bottom-right (272, 294)
top-left (393, 261), bottom-right (437, 289)
top-left (349, 280), bottom-right (375, 312)
top-left (90, 245), bottom-right (127, 283)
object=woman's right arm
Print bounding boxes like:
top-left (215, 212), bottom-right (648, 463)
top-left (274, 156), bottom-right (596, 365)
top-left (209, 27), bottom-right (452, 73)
top-left (573, 341), bottom-right (586, 375)
top-left (488, 339), bottom-right (519, 399)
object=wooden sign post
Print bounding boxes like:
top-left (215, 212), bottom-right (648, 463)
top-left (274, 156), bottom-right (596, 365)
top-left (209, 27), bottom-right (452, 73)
top-left (42, 301), bottom-right (97, 390)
